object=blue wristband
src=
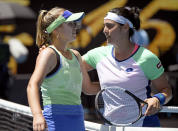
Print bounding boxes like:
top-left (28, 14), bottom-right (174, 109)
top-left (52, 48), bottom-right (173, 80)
top-left (153, 93), bottom-right (166, 105)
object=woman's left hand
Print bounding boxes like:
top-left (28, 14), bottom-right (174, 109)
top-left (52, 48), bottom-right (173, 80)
top-left (144, 97), bottom-right (161, 116)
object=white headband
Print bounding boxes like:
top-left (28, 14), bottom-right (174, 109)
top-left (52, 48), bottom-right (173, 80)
top-left (104, 12), bottom-right (134, 29)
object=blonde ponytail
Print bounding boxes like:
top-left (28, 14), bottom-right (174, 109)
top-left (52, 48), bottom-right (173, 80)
top-left (36, 10), bottom-right (49, 47)
top-left (36, 7), bottom-right (65, 48)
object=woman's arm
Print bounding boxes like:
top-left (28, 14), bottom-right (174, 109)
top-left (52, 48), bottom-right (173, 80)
top-left (27, 48), bottom-right (56, 130)
top-left (82, 57), bottom-right (94, 72)
top-left (144, 73), bottom-right (172, 116)
top-left (81, 58), bottom-right (101, 95)
top-left (151, 73), bottom-right (172, 104)
top-left (72, 50), bottom-right (100, 95)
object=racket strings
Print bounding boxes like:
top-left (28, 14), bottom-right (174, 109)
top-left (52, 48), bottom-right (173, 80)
top-left (100, 88), bottom-right (141, 125)
top-left (104, 104), bottom-right (140, 124)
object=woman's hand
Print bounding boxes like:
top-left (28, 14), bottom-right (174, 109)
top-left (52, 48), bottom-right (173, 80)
top-left (39, 45), bottom-right (48, 54)
top-left (33, 114), bottom-right (47, 131)
top-left (144, 97), bottom-right (161, 116)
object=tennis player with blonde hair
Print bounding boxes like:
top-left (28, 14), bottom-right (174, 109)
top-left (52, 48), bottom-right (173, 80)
top-left (27, 7), bottom-right (88, 131)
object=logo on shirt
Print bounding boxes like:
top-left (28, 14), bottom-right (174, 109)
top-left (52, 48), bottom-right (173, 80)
top-left (126, 68), bottom-right (133, 72)
top-left (157, 61), bottom-right (162, 69)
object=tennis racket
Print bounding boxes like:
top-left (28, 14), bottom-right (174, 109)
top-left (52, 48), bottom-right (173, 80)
top-left (95, 87), bottom-right (148, 126)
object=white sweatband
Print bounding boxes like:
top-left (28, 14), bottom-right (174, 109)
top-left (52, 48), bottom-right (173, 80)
top-left (104, 12), bottom-right (134, 29)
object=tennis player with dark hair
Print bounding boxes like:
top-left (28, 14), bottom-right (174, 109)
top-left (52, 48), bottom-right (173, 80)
top-left (27, 7), bottom-right (87, 131)
top-left (82, 6), bottom-right (172, 127)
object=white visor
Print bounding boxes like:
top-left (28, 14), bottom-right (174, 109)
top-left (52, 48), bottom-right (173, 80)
top-left (104, 12), bottom-right (134, 29)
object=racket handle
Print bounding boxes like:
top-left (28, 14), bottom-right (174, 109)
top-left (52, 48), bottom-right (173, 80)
top-left (160, 106), bottom-right (178, 113)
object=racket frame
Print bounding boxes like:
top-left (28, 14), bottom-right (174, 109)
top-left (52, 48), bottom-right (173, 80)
top-left (95, 88), bottom-right (148, 126)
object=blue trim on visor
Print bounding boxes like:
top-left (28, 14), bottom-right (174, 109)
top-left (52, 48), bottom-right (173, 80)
top-left (62, 10), bottom-right (72, 19)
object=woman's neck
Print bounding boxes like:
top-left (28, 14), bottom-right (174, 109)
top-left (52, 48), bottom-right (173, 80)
top-left (52, 38), bottom-right (68, 52)
top-left (114, 41), bottom-right (135, 61)
top-left (52, 38), bottom-right (73, 60)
